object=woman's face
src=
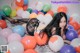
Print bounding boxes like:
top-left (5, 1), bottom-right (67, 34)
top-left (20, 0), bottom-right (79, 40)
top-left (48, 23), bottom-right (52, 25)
top-left (59, 17), bottom-right (66, 29)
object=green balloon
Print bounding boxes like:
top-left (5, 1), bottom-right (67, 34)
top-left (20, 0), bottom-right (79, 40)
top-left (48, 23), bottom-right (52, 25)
top-left (43, 4), bottom-right (51, 12)
top-left (27, 8), bottom-right (32, 14)
top-left (2, 5), bottom-right (12, 16)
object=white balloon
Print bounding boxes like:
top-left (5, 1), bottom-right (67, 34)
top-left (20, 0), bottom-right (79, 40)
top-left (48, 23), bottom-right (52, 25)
top-left (44, 14), bottom-right (52, 25)
top-left (8, 41), bottom-right (24, 53)
top-left (48, 35), bottom-right (64, 52)
top-left (71, 38), bottom-right (80, 47)
top-left (21, 11), bottom-right (30, 18)
top-left (17, 9), bottom-right (24, 17)
top-left (71, 13), bottom-right (80, 24)
top-left (0, 27), bottom-right (2, 31)
top-left (36, 1), bottom-right (44, 11)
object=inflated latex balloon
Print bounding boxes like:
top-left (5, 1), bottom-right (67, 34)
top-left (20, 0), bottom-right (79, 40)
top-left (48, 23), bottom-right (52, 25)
top-left (42, 3), bottom-right (51, 12)
top-left (10, 10), bottom-right (16, 17)
top-left (57, 5), bottom-right (67, 13)
top-left (0, 36), bottom-right (8, 46)
top-left (0, 10), bottom-right (6, 19)
top-left (8, 41), bottom-right (24, 53)
top-left (8, 33), bottom-right (21, 43)
top-left (38, 11), bottom-right (44, 15)
top-left (34, 32), bottom-right (48, 46)
top-left (24, 0), bottom-right (28, 5)
top-left (71, 38), bottom-right (80, 53)
top-left (24, 49), bottom-right (37, 53)
top-left (29, 13), bottom-right (37, 18)
top-left (16, 6), bottom-right (23, 11)
top-left (23, 5), bottom-right (28, 10)
top-left (27, 8), bottom-right (32, 13)
top-left (35, 1), bottom-right (44, 11)
top-left (67, 24), bottom-right (74, 30)
top-left (2, 5), bottom-right (12, 16)
top-left (0, 28), bottom-right (13, 39)
top-left (60, 45), bottom-right (76, 53)
top-left (47, 10), bottom-right (54, 16)
top-left (48, 35), bottom-right (64, 52)
top-left (15, 0), bottom-right (24, 7)
top-left (12, 25), bottom-right (25, 37)
top-left (21, 36), bottom-right (37, 49)
top-left (0, 20), bottom-right (7, 29)
top-left (66, 30), bottom-right (78, 41)
top-left (32, 10), bottom-right (38, 14)
top-left (16, 9), bottom-right (23, 17)
top-left (21, 11), bottom-right (30, 18)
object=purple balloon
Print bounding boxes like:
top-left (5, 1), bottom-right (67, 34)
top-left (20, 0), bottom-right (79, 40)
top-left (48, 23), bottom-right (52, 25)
top-left (32, 10), bottom-right (38, 14)
top-left (67, 25), bottom-right (74, 30)
top-left (60, 44), bottom-right (76, 53)
top-left (66, 30), bottom-right (78, 41)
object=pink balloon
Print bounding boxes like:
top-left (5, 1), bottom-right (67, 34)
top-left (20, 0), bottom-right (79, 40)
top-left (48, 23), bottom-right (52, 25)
top-left (8, 33), bottom-right (22, 43)
top-left (0, 28), bottom-right (13, 39)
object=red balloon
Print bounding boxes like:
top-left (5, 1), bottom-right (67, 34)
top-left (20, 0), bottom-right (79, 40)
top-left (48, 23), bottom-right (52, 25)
top-left (57, 5), bottom-right (67, 13)
top-left (15, 0), bottom-right (24, 7)
top-left (21, 36), bottom-right (37, 49)
top-left (0, 20), bottom-right (7, 29)
top-left (47, 10), bottom-right (54, 16)
top-left (69, 21), bottom-right (79, 31)
top-left (23, 5), bottom-right (28, 11)
top-left (34, 32), bottom-right (48, 46)
top-left (75, 46), bottom-right (80, 53)
top-left (24, 49), bottom-right (37, 53)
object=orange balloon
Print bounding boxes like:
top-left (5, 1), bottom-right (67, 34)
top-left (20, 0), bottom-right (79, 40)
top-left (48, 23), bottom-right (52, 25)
top-left (15, 0), bottom-right (24, 7)
top-left (47, 10), bottom-right (54, 16)
top-left (21, 36), bottom-right (37, 49)
top-left (34, 32), bottom-right (48, 46)
top-left (6, 50), bottom-right (10, 53)
top-left (69, 21), bottom-right (79, 31)
top-left (24, 49), bottom-right (37, 53)
top-left (16, 6), bottom-right (23, 11)
top-left (29, 13), bottom-right (37, 18)
top-left (57, 5), bottom-right (67, 13)
top-left (0, 20), bottom-right (7, 29)
top-left (75, 46), bottom-right (80, 53)
top-left (23, 5), bottom-right (28, 11)
top-left (69, 17), bottom-right (73, 22)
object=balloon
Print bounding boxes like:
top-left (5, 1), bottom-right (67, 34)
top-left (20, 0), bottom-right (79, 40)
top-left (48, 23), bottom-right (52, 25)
top-left (42, 4), bottom-right (51, 12)
top-left (24, 49), bottom-right (37, 53)
top-left (71, 38), bottom-right (80, 53)
top-left (48, 35), bottom-right (64, 52)
top-left (57, 5), bottom-right (67, 13)
top-left (38, 11), bottom-right (44, 15)
top-left (24, 0), bottom-right (28, 5)
top-left (0, 28), bottom-right (13, 39)
top-left (78, 29), bottom-right (80, 35)
top-left (2, 5), bottom-right (12, 16)
top-left (0, 10), bottom-right (6, 19)
top-left (29, 13), bottom-right (37, 18)
top-left (69, 21), bottom-right (79, 31)
top-left (22, 23), bottom-right (26, 30)
top-left (36, 1), bottom-right (44, 11)
top-left (0, 20), bottom-right (7, 29)
top-left (8, 33), bottom-right (21, 43)
top-left (16, 6), bottom-right (23, 11)
top-left (0, 36), bottom-right (8, 46)
top-left (21, 36), bottom-right (37, 49)
top-left (67, 24), bottom-right (74, 30)
top-left (0, 27), bottom-right (2, 31)
top-left (32, 10), bottom-right (38, 14)
top-left (10, 10), bottom-right (16, 17)
top-left (16, 9), bottom-right (23, 17)
top-left (15, 0), bottom-right (23, 7)
top-left (41, 10), bottom-right (47, 14)
top-left (47, 10), bottom-right (54, 16)
top-left (23, 5), bottom-right (28, 11)
top-left (8, 41), bottom-right (24, 53)
top-left (27, 8), bottom-right (32, 13)
top-left (12, 25), bottom-right (25, 37)
top-left (60, 45), bottom-right (76, 53)
top-left (66, 30), bottom-right (78, 41)
top-left (21, 11), bottom-right (30, 18)
top-left (44, 14), bottom-right (52, 26)
top-left (34, 32), bottom-right (48, 46)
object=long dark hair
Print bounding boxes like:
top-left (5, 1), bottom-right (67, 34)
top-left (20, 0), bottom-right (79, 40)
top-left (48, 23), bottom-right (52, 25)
top-left (41, 12), bottom-right (68, 38)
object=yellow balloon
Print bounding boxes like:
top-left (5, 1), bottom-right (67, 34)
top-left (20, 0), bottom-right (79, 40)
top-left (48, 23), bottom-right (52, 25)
top-left (10, 10), bottom-right (16, 18)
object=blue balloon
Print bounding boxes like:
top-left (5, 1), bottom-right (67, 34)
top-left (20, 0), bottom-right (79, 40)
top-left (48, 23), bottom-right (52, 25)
top-left (12, 25), bottom-right (26, 37)
top-left (0, 10), bottom-right (6, 19)
top-left (66, 30), bottom-right (78, 41)
top-left (67, 25), bottom-right (74, 30)
top-left (32, 10), bottom-right (38, 14)
top-left (60, 44), bottom-right (76, 53)
top-left (41, 10), bottom-right (47, 14)
top-left (24, 0), bottom-right (28, 5)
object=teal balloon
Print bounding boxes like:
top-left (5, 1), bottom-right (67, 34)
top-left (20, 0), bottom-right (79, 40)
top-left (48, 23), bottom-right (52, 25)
top-left (27, 8), bottom-right (32, 14)
top-left (0, 10), bottom-right (6, 19)
top-left (43, 4), bottom-right (51, 12)
top-left (2, 5), bottom-right (12, 16)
